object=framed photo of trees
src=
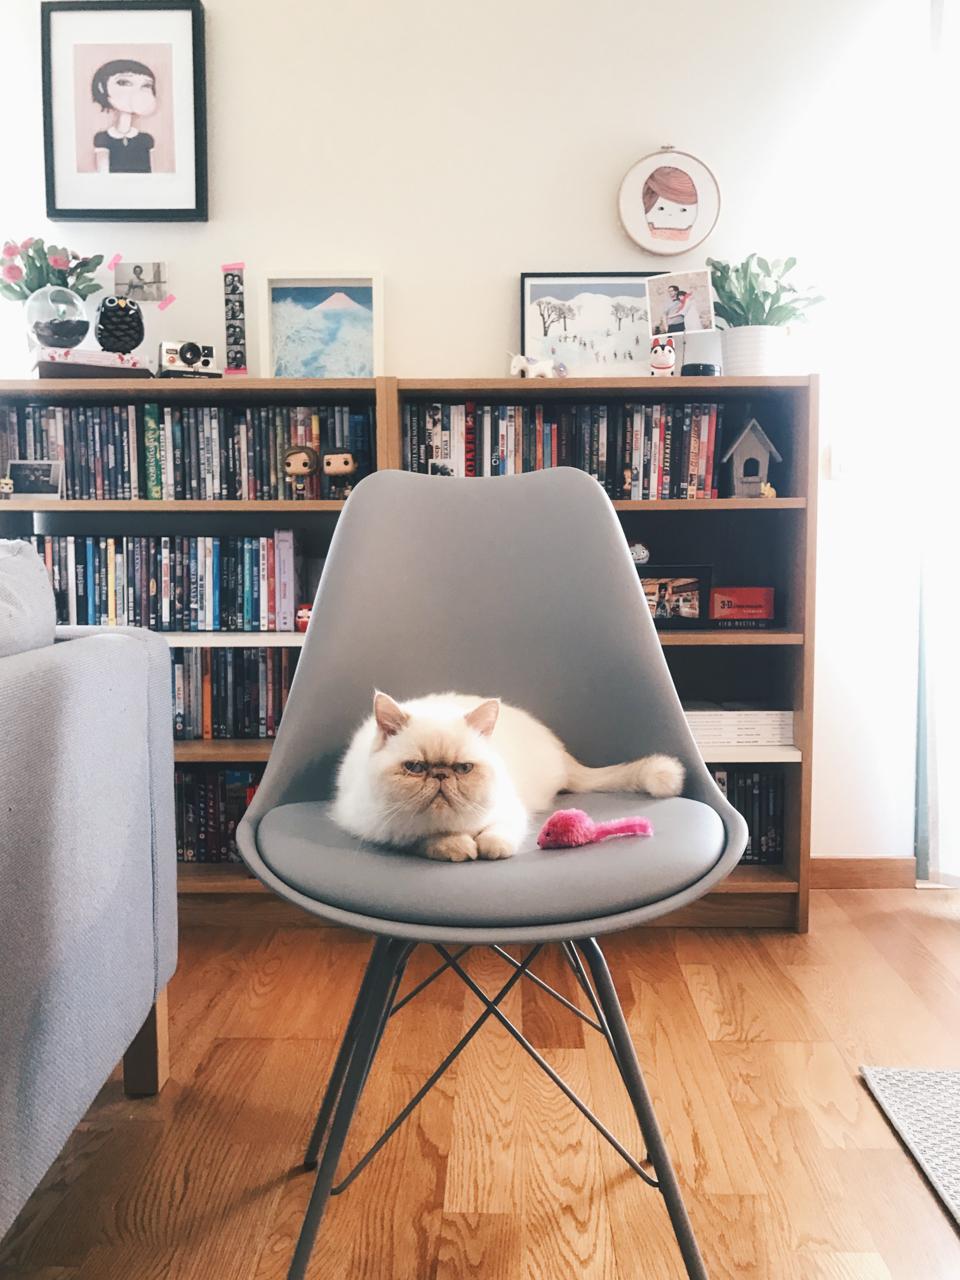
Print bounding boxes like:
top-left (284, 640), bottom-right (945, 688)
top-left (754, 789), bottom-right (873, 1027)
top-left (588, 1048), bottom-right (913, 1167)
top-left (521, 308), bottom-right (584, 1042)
top-left (520, 272), bottom-right (660, 377)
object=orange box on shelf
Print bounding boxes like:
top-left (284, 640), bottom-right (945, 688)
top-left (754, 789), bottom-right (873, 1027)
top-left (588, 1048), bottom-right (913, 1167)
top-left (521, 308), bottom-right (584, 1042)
top-left (710, 587), bottom-right (774, 627)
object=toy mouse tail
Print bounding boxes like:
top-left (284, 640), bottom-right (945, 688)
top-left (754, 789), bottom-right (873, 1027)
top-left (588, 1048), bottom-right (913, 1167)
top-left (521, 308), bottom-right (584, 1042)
top-left (562, 752), bottom-right (684, 799)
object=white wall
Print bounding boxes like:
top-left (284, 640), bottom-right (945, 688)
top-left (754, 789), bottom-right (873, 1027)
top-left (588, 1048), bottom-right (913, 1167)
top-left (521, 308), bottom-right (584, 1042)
top-left (1, 0), bottom-right (926, 858)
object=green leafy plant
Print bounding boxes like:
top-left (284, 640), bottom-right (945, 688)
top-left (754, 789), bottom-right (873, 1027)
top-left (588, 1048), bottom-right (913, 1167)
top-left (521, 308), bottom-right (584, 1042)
top-left (706, 254), bottom-right (824, 328)
top-left (1, 237), bottom-right (104, 303)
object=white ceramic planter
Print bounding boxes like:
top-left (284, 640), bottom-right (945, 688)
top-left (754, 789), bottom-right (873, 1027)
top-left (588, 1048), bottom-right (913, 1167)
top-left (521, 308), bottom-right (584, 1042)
top-left (720, 325), bottom-right (789, 376)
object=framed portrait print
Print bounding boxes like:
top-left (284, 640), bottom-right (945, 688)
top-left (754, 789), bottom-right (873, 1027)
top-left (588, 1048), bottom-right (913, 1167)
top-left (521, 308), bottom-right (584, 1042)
top-left (618, 148), bottom-right (720, 257)
top-left (520, 272), bottom-right (659, 377)
top-left (638, 566), bottom-right (712, 630)
top-left (263, 274), bottom-right (383, 378)
top-left (41, 0), bottom-right (208, 222)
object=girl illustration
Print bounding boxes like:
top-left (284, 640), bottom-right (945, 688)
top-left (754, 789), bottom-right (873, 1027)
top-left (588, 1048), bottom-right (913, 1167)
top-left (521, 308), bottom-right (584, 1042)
top-left (91, 59), bottom-right (157, 173)
top-left (642, 166), bottom-right (698, 242)
top-left (658, 284), bottom-right (702, 334)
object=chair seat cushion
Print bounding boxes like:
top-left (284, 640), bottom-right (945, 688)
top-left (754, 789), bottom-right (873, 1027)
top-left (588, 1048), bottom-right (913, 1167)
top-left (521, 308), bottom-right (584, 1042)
top-left (257, 791), bottom-right (725, 930)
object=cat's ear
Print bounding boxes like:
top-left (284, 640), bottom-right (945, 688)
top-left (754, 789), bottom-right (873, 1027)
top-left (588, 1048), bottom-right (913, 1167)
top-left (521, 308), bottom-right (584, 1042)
top-left (464, 699), bottom-right (500, 739)
top-left (374, 691), bottom-right (409, 738)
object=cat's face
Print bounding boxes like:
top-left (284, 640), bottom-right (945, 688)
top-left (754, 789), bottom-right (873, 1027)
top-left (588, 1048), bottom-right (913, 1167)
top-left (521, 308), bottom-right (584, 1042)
top-left (368, 693), bottom-right (499, 834)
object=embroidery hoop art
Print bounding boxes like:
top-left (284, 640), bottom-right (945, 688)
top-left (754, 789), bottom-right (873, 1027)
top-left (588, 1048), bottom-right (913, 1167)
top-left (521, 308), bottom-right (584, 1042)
top-left (618, 147), bottom-right (720, 257)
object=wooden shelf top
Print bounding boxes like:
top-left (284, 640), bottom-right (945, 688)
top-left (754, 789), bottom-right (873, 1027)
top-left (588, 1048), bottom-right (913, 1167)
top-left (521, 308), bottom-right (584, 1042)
top-left (165, 632), bottom-right (304, 647)
top-left (176, 859), bottom-right (797, 896)
top-left (397, 376), bottom-right (815, 394)
top-left (175, 740), bottom-right (273, 762)
top-left (659, 630), bottom-right (803, 646)
top-left (697, 745), bottom-right (801, 763)
top-left (613, 497), bottom-right (805, 512)
top-left (1, 497), bottom-right (344, 512)
top-left (0, 377), bottom-right (377, 398)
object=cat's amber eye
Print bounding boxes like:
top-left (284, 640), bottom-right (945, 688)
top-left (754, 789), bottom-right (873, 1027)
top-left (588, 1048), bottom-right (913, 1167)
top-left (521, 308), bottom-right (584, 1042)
top-left (403, 761), bottom-right (428, 774)
top-left (452, 762), bottom-right (474, 774)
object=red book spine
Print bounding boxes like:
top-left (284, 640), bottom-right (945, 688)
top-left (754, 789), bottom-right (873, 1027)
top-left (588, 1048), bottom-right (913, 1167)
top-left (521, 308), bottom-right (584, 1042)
top-left (465, 402), bottom-right (476, 476)
top-left (551, 417), bottom-right (558, 468)
top-left (535, 405), bottom-right (544, 470)
top-left (703, 404), bottom-right (717, 501)
top-left (267, 649), bottom-right (276, 736)
top-left (267, 537), bottom-right (276, 630)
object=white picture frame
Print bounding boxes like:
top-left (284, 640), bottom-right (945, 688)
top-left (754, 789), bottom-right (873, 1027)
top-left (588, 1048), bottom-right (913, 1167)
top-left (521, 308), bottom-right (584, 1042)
top-left (262, 273), bottom-right (383, 379)
top-left (618, 149), bottom-right (720, 257)
top-left (520, 272), bottom-right (659, 377)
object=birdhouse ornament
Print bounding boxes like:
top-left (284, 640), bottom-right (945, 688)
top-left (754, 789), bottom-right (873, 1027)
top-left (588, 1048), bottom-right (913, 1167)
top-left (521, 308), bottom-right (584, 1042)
top-left (721, 418), bottom-right (782, 498)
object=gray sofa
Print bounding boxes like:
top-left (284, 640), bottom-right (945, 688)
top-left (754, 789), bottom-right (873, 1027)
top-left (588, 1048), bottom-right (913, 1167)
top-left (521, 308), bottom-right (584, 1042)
top-left (0, 539), bottom-right (177, 1242)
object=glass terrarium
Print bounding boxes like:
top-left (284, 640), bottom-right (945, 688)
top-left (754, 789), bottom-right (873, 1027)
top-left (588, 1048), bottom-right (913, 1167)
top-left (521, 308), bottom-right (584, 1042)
top-left (25, 284), bottom-right (90, 349)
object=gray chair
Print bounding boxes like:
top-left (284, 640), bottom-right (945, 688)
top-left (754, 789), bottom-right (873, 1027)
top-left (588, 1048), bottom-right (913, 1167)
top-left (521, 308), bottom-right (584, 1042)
top-left (237, 467), bottom-right (747, 1280)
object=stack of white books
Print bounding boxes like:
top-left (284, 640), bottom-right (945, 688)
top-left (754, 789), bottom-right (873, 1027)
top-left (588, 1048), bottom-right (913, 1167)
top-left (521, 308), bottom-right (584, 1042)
top-left (683, 705), bottom-right (794, 747)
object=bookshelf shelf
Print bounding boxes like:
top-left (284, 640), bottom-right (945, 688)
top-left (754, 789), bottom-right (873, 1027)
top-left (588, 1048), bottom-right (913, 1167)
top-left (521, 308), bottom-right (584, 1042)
top-left (659, 631), bottom-right (803, 647)
top-left (175, 741), bottom-right (274, 762)
top-left (175, 859), bottom-right (799, 897)
top-left (611, 497), bottom-right (805, 512)
top-left (2, 373), bottom-right (816, 932)
top-left (163, 632), bottom-right (304, 648)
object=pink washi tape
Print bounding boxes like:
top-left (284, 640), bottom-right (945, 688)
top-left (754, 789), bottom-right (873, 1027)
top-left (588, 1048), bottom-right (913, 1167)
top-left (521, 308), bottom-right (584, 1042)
top-left (106, 253), bottom-right (122, 271)
top-left (221, 261), bottom-right (245, 272)
top-left (157, 293), bottom-right (176, 311)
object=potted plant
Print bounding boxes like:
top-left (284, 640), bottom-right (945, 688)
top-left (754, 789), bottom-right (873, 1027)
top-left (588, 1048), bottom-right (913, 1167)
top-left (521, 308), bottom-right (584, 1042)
top-left (706, 254), bottom-right (823, 375)
top-left (2, 238), bottom-right (103, 349)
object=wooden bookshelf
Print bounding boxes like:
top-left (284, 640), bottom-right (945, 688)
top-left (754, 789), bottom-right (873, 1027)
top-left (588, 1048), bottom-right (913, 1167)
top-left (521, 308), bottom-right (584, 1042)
top-left (163, 633), bottom-right (304, 647)
top-left (2, 373), bottom-right (817, 931)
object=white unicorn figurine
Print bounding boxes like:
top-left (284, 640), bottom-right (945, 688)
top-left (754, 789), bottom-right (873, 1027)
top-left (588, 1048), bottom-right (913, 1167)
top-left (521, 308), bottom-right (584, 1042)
top-left (509, 353), bottom-right (568, 379)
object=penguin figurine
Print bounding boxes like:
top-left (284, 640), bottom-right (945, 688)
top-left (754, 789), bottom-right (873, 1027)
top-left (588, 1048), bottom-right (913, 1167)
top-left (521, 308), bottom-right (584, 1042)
top-left (95, 294), bottom-right (145, 354)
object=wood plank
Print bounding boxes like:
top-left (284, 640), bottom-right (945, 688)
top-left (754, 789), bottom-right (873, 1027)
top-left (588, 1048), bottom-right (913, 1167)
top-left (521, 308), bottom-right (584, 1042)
top-left (647, 893), bottom-right (797, 928)
top-left (612, 497), bottom-right (806, 511)
top-left (122, 987), bottom-right (170, 1097)
top-left (396, 376), bottom-right (813, 393)
top-left (658, 631), bottom-right (803, 646)
top-left (809, 858), bottom-right (917, 889)
top-left (0, 377), bottom-right (376, 397)
top-left (6, 891), bottom-right (960, 1279)
top-left (175, 740), bottom-right (273, 763)
top-left (178, 864), bottom-right (268, 893)
top-left (5, 498), bottom-right (344, 512)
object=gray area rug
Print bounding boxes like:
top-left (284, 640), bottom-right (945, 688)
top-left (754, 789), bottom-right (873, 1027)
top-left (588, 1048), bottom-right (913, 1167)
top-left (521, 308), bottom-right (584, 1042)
top-left (860, 1066), bottom-right (960, 1226)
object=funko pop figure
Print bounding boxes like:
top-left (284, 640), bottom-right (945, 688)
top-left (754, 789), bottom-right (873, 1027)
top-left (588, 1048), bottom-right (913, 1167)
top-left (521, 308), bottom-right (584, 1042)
top-left (323, 450), bottom-right (358, 499)
top-left (0, 477), bottom-right (14, 499)
top-left (283, 445), bottom-right (320, 498)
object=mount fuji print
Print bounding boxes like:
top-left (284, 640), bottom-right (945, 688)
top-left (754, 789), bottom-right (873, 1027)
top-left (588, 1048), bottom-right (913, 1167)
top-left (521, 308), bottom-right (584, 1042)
top-left (270, 285), bottom-right (374, 378)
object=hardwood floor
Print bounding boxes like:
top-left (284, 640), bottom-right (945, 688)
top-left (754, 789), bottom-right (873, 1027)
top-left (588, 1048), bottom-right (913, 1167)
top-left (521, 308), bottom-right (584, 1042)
top-left (3, 889), bottom-right (960, 1280)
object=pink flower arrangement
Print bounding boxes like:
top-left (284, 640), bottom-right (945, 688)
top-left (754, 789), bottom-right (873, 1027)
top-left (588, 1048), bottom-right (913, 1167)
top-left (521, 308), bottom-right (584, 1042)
top-left (0, 236), bottom-right (103, 303)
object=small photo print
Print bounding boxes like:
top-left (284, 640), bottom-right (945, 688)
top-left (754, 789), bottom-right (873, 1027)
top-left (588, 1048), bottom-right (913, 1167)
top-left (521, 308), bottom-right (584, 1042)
top-left (226, 346), bottom-right (247, 370)
top-left (226, 322), bottom-right (245, 347)
top-left (642, 576), bottom-right (700, 619)
top-left (114, 261), bottom-right (166, 302)
top-left (224, 297), bottom-right (244, 321)
top-left (223, 271), bottom-right (244, 296)
top-left (648, 269), bottom-right (716, 336)
top-left (7, 460), bottom-right (64, 496)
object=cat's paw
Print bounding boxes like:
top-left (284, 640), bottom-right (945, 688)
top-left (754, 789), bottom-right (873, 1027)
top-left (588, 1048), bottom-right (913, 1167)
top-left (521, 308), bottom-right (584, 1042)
top-left (422, 833), bottom-right (478, 863)
top-left (475, 829), bottom-right (517, 860)
top-left (638, 754), bottom-right (685, 798)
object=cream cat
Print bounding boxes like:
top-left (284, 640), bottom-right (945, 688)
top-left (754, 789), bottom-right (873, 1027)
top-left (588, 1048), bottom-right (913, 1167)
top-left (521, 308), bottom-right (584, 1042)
top-left (332, 692), bottom-right (684, 863)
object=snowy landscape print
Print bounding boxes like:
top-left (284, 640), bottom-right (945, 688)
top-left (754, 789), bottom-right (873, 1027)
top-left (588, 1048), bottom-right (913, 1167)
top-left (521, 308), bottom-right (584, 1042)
top-left (270, 284), bottom-right (374, 378)
top-left (523, 277), bottom-right (655, 376)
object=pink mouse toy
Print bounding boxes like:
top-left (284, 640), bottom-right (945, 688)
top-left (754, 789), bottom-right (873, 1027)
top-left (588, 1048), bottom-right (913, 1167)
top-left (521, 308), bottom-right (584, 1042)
top-left (537, 808), bottom-right (654, 849)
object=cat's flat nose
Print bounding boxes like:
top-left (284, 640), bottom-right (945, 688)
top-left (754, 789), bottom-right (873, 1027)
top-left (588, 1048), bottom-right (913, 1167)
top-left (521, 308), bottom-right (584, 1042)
top-left (432, 770), bottom-right (449, 781)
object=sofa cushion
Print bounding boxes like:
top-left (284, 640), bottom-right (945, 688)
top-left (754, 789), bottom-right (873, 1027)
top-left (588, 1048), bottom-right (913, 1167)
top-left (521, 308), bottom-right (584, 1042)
top-left (0, 540), bottom-right (56, 659)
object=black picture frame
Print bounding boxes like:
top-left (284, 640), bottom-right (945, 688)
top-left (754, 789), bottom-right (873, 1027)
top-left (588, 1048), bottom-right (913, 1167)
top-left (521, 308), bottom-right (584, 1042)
top-left (520, 271), bottom-right (661, 369)
top-left (41, 0), bottom-right (208, 222)
top-left (7, 460), bottom-right (64, 496)
top-left (638, 565), bottom-right (712, 630)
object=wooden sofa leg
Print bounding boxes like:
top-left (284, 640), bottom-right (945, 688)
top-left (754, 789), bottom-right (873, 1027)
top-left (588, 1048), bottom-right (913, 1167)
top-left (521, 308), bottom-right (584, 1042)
top-left (123, 986), bottom-right (170, 1097)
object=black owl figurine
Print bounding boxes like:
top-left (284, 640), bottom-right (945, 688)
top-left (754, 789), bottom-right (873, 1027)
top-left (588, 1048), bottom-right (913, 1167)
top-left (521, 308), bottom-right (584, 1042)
top-left (95, 295), bottom-right (145, 354)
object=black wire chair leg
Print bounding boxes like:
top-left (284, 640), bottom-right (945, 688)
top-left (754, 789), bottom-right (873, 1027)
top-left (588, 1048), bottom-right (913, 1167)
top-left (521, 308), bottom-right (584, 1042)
top-left (576, 937), bottom-right (710, 1280)
top-left (287, 937), bottom-right (409, 1280)
top-left (303, 937), bottom-right (408, 1169)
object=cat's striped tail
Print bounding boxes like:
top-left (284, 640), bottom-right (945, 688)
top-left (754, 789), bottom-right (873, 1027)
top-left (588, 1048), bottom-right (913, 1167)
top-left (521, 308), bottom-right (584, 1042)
top-left (562, 752), bottom-right (684, 799)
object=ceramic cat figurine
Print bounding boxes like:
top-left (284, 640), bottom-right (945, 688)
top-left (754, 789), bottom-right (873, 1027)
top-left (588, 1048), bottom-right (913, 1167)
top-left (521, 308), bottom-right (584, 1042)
top-left (332, 692), bottom-right (684, 862)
